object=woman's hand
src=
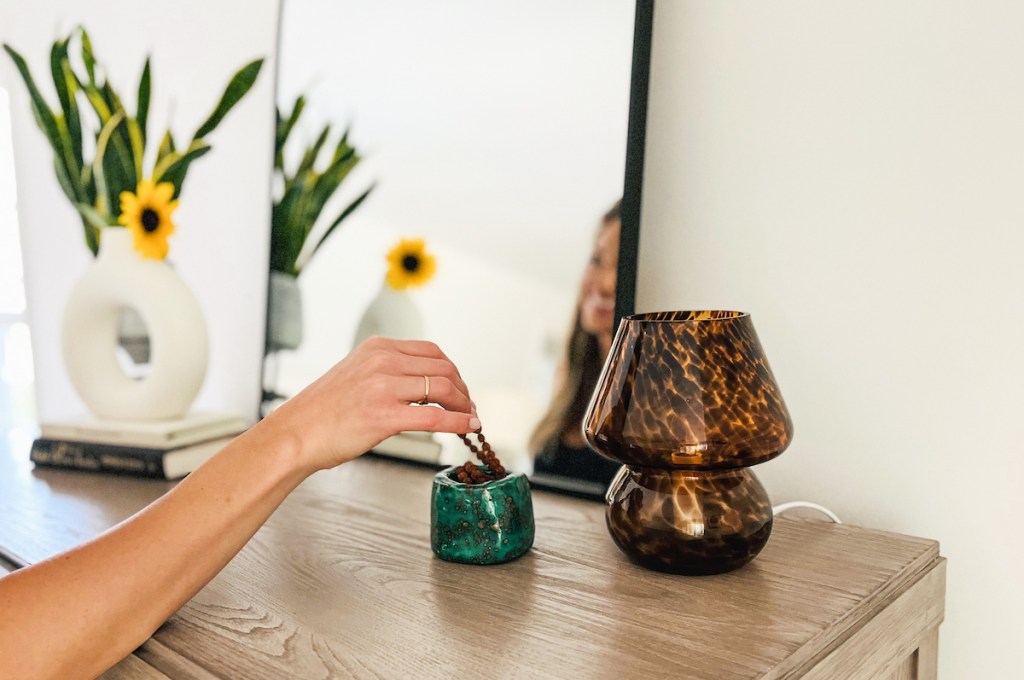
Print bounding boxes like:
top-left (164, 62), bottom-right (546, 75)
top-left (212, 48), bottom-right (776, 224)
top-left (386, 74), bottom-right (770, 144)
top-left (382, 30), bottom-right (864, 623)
top-left (260, 336), bottom-right (480, 473)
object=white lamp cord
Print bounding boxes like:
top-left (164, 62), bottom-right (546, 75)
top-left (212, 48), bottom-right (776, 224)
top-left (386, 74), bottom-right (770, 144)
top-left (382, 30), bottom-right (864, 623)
top-left (772, 501), bottom-right (842, 524)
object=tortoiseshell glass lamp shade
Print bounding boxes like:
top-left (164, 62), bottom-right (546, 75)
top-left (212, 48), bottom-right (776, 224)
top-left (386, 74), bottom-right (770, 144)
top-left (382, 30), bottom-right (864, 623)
top-left (583, 311), bottom-right (793, 575)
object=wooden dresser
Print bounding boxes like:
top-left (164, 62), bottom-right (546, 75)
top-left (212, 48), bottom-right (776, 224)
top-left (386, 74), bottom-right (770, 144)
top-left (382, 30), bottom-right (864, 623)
top-left (0, 446), bottom-right (944, 679)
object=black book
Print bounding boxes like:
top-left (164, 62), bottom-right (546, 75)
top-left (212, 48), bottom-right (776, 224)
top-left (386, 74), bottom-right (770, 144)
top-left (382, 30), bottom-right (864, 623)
top-left (30, 435), bottom-right (235, 480)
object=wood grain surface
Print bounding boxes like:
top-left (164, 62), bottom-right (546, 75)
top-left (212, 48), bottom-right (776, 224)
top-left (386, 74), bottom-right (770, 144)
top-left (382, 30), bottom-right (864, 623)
top-left (0, 445), bottom-right (944, 678)
top-left (97, 655), bottom-right (171, 680)
top-left (800, 561), bottom-right (945, 679)
top-left (0, 442), bottom-right (174, 567)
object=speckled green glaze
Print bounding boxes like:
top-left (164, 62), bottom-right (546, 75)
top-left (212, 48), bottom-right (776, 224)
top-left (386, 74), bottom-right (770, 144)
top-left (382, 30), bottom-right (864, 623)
top-left (430, 467), bottom-right (534, 565)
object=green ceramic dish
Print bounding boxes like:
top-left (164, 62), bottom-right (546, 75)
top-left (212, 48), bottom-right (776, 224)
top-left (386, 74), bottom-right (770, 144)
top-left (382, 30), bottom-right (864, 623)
top-left (430, 467), bottom-right (534, 565)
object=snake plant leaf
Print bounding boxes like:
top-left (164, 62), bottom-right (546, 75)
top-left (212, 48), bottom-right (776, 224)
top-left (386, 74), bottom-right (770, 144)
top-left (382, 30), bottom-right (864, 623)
top-left (75, 203), bottom-right (109, 253)
top-left (57, 163), bottom-right (100, 255)
top-left (274, 108), bottom-right (284, 171)
top-left (137, 56), bottom-right (151, 144)
top-left (78, 77), bottom-right (130, 176)
top-left (271, 173), bottom-right (311, 276)
top-left (331, 132), bottom-right (353, 165)
top-left (275, 95), bottom-right (305, 170)
top-left (80, 80), bottom-right (113, 120)
top-left (154, 141), bottom-right (212, 199)
top-left (193, 58), bottom-right (263, 141)
top-left (126, 117), bottom-right (145, 180)
top-left (292, 124), bottom-right (331, 183)
top-left (81, 160), bottom-right (92, 191)
top-left (80, 27), bottom-right (96, 83)
top-left (79, 80), bottom-right (136, 192)
top-left (74, 30), bottom-right (108, 115)
top-left (64, 71), bottom-right (91, 202)
top-left (3, 44), bottom-right (87, 204)
top-left (99, 151), bottom-right (131, 220)
top-left (302, 184), bottom-right (375, 272)
top-left (50, 38), bottom-right (83, 171)
top-left (52, 155), bottom-right (80, 204)
top-left (152, 139), bottom-right (202, 180)
top-left (100, 81), bottom-right (137, 186)
top-left (304, 146), bottom-right (358, 229)
top-left (75, 202), bottom-right (113, 229)
top-left (93, 110), bottom-right (126, 216)
top-left (157, 130), bottom-right (176, 162)
top-left (285, 177), bottom-right (315, 269)
top-left (100, 81), bottom-right (126, 120)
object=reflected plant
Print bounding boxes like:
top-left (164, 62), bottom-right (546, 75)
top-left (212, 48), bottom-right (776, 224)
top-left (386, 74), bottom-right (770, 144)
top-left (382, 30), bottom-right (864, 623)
top-left (3, 27), bottom-right (263, 255)
top-left (271, 95), bottom-right (374, 277)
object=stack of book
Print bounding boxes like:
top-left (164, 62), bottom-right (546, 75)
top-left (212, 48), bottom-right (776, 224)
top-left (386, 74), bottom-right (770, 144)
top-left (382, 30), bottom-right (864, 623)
top-left (30, 412), bottom-right (250, 480)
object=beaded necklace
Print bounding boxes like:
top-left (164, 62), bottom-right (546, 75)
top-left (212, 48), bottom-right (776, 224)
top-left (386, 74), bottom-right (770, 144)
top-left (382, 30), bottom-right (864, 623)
top-left (454, 430), bottom-right (507, 484)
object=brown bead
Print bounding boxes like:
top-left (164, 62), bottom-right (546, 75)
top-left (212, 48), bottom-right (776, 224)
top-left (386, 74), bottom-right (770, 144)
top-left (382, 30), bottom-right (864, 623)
top-left (456, 424), bottom-right (508, 484)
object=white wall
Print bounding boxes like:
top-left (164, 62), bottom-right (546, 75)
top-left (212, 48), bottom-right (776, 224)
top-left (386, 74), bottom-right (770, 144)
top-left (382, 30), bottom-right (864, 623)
top-left (637, 3), bottom-right (1023, 677)
top-left (0, 0), bottom-right (279, 423)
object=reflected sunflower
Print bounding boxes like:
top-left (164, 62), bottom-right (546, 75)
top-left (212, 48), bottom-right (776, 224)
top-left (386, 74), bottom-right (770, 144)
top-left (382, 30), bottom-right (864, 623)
top-left (118, 180), bottom-right (179, 260)
top-left (386, 238), bottom-right (436, 290)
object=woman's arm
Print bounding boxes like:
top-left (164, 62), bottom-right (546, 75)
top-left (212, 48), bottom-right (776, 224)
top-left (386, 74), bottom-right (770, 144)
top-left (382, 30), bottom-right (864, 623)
top-left (0, 338), bottom-right (477, 680)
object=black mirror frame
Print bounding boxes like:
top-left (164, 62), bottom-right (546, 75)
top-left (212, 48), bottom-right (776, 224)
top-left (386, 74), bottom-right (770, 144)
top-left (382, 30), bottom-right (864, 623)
top-left (616, 0), bottom-right (653, 328)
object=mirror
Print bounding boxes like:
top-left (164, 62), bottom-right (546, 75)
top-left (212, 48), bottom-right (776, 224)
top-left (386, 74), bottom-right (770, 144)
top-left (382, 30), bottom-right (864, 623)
top-left (267, 0), bottom-right (649, 499)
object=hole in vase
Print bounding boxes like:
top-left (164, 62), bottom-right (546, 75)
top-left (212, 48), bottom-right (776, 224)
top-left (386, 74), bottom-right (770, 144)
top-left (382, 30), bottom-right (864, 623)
top-left (115, 306), bottom-right (151, 380)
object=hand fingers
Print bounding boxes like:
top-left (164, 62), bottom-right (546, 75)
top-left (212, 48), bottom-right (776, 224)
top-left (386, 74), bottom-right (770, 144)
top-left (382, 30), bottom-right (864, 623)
top-left (396, 405), bottom-right (479, 434)
top-left (393, 375), bottom-right (472, 414)
top-left (395, 357), bottom-right (470, 400)
top-left (379, 338), bottom-right (460, 373)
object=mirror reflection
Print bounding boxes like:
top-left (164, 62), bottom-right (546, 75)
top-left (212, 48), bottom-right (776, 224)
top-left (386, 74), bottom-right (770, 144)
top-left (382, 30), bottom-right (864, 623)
top-left (267, 0), bottom-right (637, 494)
top-left (529, 201), bottom-right (622, 487)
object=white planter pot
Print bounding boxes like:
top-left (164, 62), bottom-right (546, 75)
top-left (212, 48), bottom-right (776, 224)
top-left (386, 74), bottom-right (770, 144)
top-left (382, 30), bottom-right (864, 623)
top-left (353, 282), bottom-right (426, 347)
top-left (266, 271), bottom-right (303, 351)
top-left (61, 228), bottom-right (208, 420)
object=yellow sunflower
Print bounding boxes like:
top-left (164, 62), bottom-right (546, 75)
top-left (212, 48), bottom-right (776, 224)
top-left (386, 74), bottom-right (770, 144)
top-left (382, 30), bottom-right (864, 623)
top-left (386, 238), bottom-right (436, 290)
top-left (117, 179), bottom-right (179, 260)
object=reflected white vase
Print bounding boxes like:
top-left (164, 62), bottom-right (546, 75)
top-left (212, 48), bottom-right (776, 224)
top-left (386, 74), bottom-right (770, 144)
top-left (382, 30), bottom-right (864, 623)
top-left (62, 228), bottom-right (208, 420)
top-left (353, 282), bottom-right (425, 347)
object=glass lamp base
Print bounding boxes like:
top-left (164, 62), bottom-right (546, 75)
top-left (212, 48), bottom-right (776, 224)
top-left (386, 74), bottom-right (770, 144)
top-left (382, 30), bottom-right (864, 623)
top-left (606, 466), bottom-right (772, 575)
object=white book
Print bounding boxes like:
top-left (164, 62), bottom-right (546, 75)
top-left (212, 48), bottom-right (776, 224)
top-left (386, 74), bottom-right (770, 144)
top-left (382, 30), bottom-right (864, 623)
top-left (40, 411), bottom-right (250, 449)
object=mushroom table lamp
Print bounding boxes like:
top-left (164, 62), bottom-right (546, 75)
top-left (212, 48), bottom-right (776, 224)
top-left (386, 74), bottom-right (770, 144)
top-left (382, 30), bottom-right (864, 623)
top-left (583, 311), bottom-right (793, 575)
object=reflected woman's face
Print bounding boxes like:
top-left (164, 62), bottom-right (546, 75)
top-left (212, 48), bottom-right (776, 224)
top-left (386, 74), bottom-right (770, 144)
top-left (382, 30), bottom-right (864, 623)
top-left (579, 218), bottom-right (621, 344)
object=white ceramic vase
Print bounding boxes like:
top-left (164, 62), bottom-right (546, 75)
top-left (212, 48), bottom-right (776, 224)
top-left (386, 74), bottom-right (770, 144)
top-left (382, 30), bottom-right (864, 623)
top-left (62, 228), bottom-right (208, 420)
top-left (353, 281), bottom-right (426, 347)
